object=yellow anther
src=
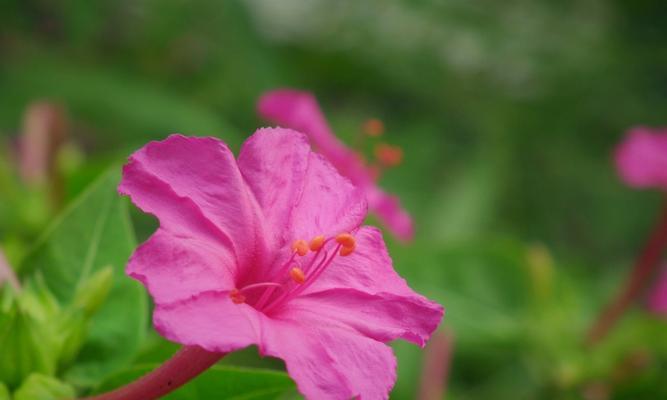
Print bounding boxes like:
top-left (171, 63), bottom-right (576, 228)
top-left (335, 233), bottom-right (356, 248)
top-left (290, 267), bottom-right (306, 284)
top-left (229, 289), bottom-right (246, 304)
top-left (309, 235), bottom-right (325, 251)
top-left (292, 240), bottom-right (309, 256)
top-left (339, 243), bottom-right (356, 257)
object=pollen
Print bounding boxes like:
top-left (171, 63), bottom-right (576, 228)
top-left (335, 233), bottom-right (356, 248)
top-left (309, 235), bottom-right (325, 251)
top-left (292, 239), bottom-right (309, 256)
top-left (340, 243), bottom-right (356, 257)
top-left (289, 267), bottom-right (306, 284)
top-left (229, 289), bottom-right (246, 304)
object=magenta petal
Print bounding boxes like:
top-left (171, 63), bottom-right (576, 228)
top-left (258, 90), bottom-right (415, 241)
top-left (127, 229), bottom-right (236, 304)
top-left (368, 188), bottom-right (415, 241)
top-left (285, 288), bottom-right (443, 347)
top-left (262, 320), bottom-right (397, 400)
top-left (119, 134), bottom-right (270, 271)
top-left (615, 127), bottom-right (667, 190)
top-left (305, 226), bottom-right (415, 296)
top-left (238, 128), bottom-right (366, 242)
top-left (257, 90), bottom-right (357, 173)
top-left (258, 90), bottom-right (373, 188)
top-left (153, 291), bottom-right (265, 353)
top-left (292, 227), bottom-right (443, 346)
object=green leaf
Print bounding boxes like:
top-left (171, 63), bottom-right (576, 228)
top-left (95, 365), bottom-right (298, 400)
top-left (0, 57), bottom-right (240, 150)
top-left (72, 266), bottom-right (113, 318)
top-left (0, 278), bottom-right (62, 389)
top-left (0, 382), bottom-right (9, 400)
top-left (20, 169), bottom-right (147, 385)
top-left (13, 374), bottom-right (75, 400)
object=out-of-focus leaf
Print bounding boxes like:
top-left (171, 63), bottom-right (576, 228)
top-left (20, 169), bottom-right (147, 386)
top-left (72, 266), bottom-right (113, 318)
top-left (13, 373), bottom-right (75, 400)
top-left (0, 57), bottom-right (240, 151)
top-left (94, 365), bottom-right (297, 400)
top-left (395, 238), bottom-right (532, 347)
top-left (0, 278), bottom-right (62, 389)
top-left (0, 382), bottom-right (9, 400)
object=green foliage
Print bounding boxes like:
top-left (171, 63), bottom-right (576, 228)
top-left (2, 0), bottom-right (667, 398)
top-left (0, 383), bottom-right (8, 400)
top-left (12, 374), bottom-right (75, 400)
top-left (19, 170), bottom-right (147, 386)
top-left (0, 281), bottom-right (61, 389)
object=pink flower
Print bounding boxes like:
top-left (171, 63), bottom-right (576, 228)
top-left (648, 265), bottom-right (667, 316)
top-left (615, 127), bottom-right (667, 190)
top-left (257, 89), bottom-right (415, 241)
top-left (119, 129), bottom-right (443, 399)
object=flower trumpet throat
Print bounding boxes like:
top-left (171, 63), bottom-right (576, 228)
top-left (229, 233), bottom-right (357, 312)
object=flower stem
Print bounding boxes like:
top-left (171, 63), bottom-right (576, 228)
top-left (586, 198), bottom-right (667, 346)
top-left (418, 329), bottom-right (453, 400)
top-left (84, 346), bottom-right (224, 400)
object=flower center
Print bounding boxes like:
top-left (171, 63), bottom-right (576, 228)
top-left (229, 233), bottom-right (357, 313)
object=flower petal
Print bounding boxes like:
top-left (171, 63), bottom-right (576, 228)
top-left (238, 128), bottom-right (366, 243)
top-left (258, 90), bottom-right (371, 186)
top-left (262, 319), bottom-right (396, 400)
top-left (615, 127), bottom-right (667, 190)
top-left (119, 134), bottom-right (270, 275)
top-left (153, 291), bottom-right (265, 353)
top-left (305, 226), bottom-right (415, 296)
top-left (258, 90), bottom-right (414, 241)
top-left (290, 226), bottom-right (442, 346)
top-left (127, 229), bottom-right (236, 304)
top-left (367, 187), bottom-right (415, 241)
top-left (283, 288), bottom-right (443, 347)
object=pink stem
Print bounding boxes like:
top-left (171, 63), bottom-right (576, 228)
top-left (84, 346), bottom-right (224, 400)
top-left (418, 330), bottom-right (454, 400)
top-left (586, 199), bottom-right (667, 345)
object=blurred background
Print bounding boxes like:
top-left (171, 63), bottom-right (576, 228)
top-left (2, 1), bottom-right (667, 399)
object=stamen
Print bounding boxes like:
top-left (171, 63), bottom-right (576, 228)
top-left (289, 267), bottom-right (306, 284)
top-left (309, 235), bottom-right (325, 251)
top-left (238, 282), bottom-right (283, 293)
top-left (261, 233), bottom-right (361, 313)
top-left (335, 233), bottom-right (355, 248)
top-left (374, 143), bottom-right (403, 167)
top-left (292, 239), bottom-right (309, 256)
top-left (363, 118), bottom-right (385, 137)
top-left (229, 289), bottom-right (246, 304)
top-left (340, 243), bottom-right (356, 256)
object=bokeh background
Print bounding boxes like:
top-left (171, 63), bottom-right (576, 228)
top-left (2, 1), bottom-right (667, 399)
